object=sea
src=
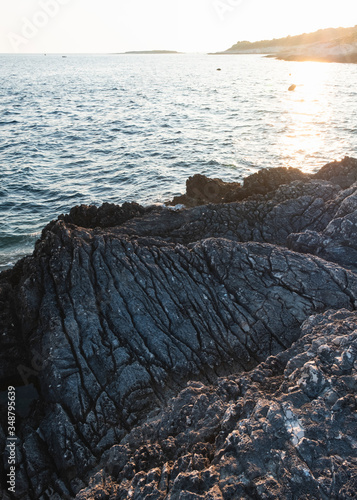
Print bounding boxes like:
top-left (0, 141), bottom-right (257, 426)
top-left (0, 53), bottom-right (356, 270)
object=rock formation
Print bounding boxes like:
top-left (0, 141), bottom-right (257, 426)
top-left (77, 309), bottom-right (357, 499)
top-left (1, 157), bottom-right (357, 499)
top-left (170, 166), bottom-right (311, 207)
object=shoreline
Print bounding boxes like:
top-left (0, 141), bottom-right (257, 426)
top-left (209, 51), bottom-right (357, 64)
top-left (1, 156), bottom-right (357, 498)
top-left (270, 53), bottom-right (357, 64)
top-left (217, 25), bottom-right (357, 64)
top-left (1, 157), bottom-right (357, 273)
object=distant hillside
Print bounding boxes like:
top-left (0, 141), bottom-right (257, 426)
top-left (218, 26), bottom-right (357, 63)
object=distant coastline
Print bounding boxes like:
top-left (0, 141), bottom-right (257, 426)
top-left (267, 53), bottom-right (357, 64)
top-left (212, 25), bottom-right (357, 64)
top-left (122, 50), bottom-right (181, 55)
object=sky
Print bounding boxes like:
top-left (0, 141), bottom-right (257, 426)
top-left (0, 0), bottom-right (356, 54)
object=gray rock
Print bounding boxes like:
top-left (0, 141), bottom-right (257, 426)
top-left (76, 309), bottom-right (357, 500)
top-left (288, 183), bottom-right (357, 269)
top-left (1, 158), bottom-right (357, 498)
top-left (313, 156), bottom-right (357, 189)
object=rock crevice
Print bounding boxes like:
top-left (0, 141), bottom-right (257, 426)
top-left (1, 157), bottom-right (357, 499)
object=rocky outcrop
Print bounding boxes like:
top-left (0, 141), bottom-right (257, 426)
top-left (169, 158), bottom-right (357, 208)
top-left (76, 309), bottom-right (357, 500)
top-left (313, 157), bottom-right (357, 189)
top-left (1, 157), bottom-right (357, 499)
top-left (59, 201), bottom-right (150, 229)
top-left (224, 166), bottom-right (309, 202)
top-left (288, 188), bottom-right (357, 270)
top-left (170, 175), bottom-right (242, 207)
top-left (169, 167), bottom-right (308, 207)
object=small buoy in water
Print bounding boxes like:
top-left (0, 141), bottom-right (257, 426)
top-left (288, 84), bottom-right (296, 91)
top-left (217, 68), bottom-right (221, 71)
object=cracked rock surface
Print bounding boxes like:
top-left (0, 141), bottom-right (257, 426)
top-left (1, 157), bottom-right (357, 499)
top-left (76, 309), bottom-right (357, 500)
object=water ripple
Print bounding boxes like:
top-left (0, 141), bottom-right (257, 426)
top-left (0, 53), bottom-right (356, 269)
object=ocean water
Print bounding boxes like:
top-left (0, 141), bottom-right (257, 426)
top-left (0, 53), bottom-right (356, 270)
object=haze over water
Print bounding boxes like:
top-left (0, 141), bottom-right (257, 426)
top-left (1, 53), bottom-right (356, 269)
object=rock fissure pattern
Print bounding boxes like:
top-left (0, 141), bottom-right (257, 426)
top-left (1, 157), bottom-right (357, 499)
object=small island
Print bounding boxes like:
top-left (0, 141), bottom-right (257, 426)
top-left (123, 50), bottom-right (181, 55)
top-left (213, 25), bottom-right (357, 63)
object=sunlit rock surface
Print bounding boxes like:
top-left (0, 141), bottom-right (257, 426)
top-left (1, 157), bottom-right (357, 499)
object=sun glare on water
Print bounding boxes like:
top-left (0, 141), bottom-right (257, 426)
top-left (278, 61), bottom-right (336, 171)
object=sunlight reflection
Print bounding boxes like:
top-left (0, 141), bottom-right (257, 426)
top-left (277, 62), bottom-right (337, 172)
